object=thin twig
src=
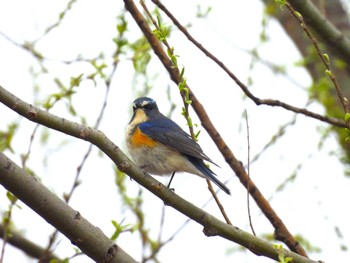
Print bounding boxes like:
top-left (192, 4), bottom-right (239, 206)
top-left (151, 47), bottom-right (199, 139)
top-left (0, 204), bottom-right (14, 263)
top-left (139, 0), bottom-right (193, 136)
top-left (21, 124), bottom-right (40, 168)
top-left (250, 116), bottom-right (297, 165)
top-left (42, 23), bottom-right (124, 259)
top-left (244, 110), bottom-right (256, 236)
top-left (206, 180), bottom-right (232, 225)
top-left (34, 0), bottom-right (78, 43)
top-left (285, 1), bottom-right (349, 117)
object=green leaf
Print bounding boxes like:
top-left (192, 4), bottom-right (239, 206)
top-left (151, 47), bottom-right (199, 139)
top-left (180, 67), bottom-right (185, 78)
top-left (194, 130), bottom-right (201, 141)
top-left (344, 113), bottom-right (350, 123)
top-left (152, 29), bottom-right (164, 40)
top-left (294, 11), bottom-right (302, 18)
top-left (166, 47), bottom-right (173, 57)
top-left (6, 191), bottom-right (18, 204)
top-left (181, 107), bottom-right (186, 117)
top-left (196, 5), bottom-right (212, 18)
top-left (70, 73), bottom-right (84, 88)
top-left (110, 219), bottom-right (134, 241)
top-left (90, 60), bottom-right (107, 78)
top-left (156, 15), bottom-right (162, 27)
top-left (116, 15), bottom-right (128, 35)
top-left (170, 54), bottom-right (178, 67)
top-left (178, 79), bottom-right (187, 91)
top-left (186, 116), bottom-right (193, 128)
top-left (111, 220), bottom-right (122, 241)
top-left (323, 53), bottom-right (330, 63)
top-left (0, 123), bottom-right (18, 153)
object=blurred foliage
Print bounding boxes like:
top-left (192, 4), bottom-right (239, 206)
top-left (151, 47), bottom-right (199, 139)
top-left (114, 168), bottom-right (163, 262)
top-left (0, 123), bottom-right (18, 153)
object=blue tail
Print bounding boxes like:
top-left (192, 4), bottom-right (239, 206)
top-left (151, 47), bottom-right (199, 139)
top-left (188, 157), bottom-right (230, 195)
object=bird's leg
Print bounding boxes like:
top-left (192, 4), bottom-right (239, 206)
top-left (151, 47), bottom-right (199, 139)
top-left (163, 172), bottom-right (176, 206)
top-left (167, 172), bottom-right (176, 191)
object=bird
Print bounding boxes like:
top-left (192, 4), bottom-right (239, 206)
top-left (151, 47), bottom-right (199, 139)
top-left (125, 97), bottom-right (230, 195)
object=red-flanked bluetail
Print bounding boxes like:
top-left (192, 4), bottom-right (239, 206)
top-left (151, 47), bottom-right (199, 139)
top-left (126, 97), bottom-right (230, 195)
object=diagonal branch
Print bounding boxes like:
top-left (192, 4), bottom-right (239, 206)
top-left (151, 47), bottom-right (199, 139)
top-left (0, 153), bottom-right (137, 263)
top-left (123, 0), bottom-right (308, 256)
top-left (151, 0), bottom-right (346, 129)
top-left (0, 84), bottom-right (319, 263)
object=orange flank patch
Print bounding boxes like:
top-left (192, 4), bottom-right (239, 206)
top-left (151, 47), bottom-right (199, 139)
top-left (131, 127), bottom-right (157, 147)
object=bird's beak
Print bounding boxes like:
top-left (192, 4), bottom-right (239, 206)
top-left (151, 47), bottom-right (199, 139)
top-left (129, 108), bottom-right (148, 125)
top-left (129, 110), bottom-right (136, 124)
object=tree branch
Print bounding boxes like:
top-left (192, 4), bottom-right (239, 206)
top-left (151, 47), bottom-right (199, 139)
top-left (288, 0), bottom-right (350, 66)
top-left (123, 0), bottom-right (309, 256)
top-left (0, 154), bottom-right (137, 262)
top-left (0, 85), bottom-right (319, 262)
top-left (0, 224), bottom-right (61, 262)
top-left (284, 2), bottom-right (349, 119)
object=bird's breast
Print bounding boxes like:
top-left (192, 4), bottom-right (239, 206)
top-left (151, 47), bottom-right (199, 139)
top-left (129, 127), bottom-right (157, 148)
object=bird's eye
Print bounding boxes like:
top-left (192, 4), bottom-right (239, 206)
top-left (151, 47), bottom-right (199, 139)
top-left (143, 104), bottom-right (153, 110)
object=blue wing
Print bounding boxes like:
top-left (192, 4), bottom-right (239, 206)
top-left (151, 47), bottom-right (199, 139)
top-left (139, 115), bottom-right (217, 166)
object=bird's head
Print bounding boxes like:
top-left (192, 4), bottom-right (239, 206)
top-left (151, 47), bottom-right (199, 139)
top-left (129, 97), bottom-right (159, 124)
